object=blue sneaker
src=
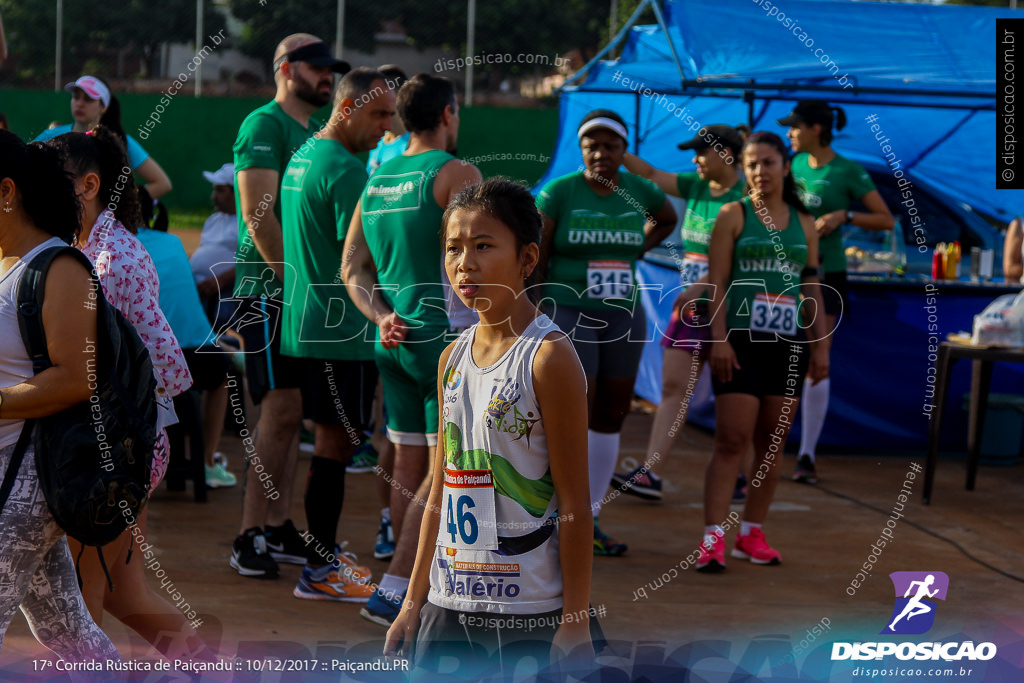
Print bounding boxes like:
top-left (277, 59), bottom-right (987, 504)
top-left (360, 587), bottom-right (405, 627)
top-left (374, 516), bottom-right (395, 560)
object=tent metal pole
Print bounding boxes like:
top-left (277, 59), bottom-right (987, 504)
top-left (681, 78), bottom-right (991, 101)
top-left (572, 87), bottom-right (991, 112)
top-left (634, 92), bottom-right (641, 152)
top-left (558, 0), bottom-right (654, 90)
top-left (745, 81), bottom-right (755, 128)
top-left (649, 0), bottom-right (688, 87)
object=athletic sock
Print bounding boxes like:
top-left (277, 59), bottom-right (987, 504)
top-left (799, 377), bottom-right (831, 462)
top-left (380, 507), bottom-right (391, 523)
top-left (304, 456), bottom-right (347, 566)
top-left (378, 573), bottom-right (409, 600)
top-left (740, 521), bottom-right (762, 537)
top-left (703, 525), bottom-right (725, 544)
top-left (588, 430), bottom-right (620, 515)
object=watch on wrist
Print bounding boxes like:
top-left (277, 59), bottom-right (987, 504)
top-left (846, 209), bottom-right (855, 223)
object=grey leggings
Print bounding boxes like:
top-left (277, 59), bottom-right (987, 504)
top-left (0, 442), bottom-right (120, 662)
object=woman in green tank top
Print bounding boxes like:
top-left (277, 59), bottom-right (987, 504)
top-left (695, 132), bottom-right (829, 573)
top-left (778, 100), bottom-right (894, 484)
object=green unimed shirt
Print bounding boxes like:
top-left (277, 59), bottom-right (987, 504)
top-left (232, 100), bottom-right (322, 296)
top-left (675, 172), bottom-right (744, 285)
top-left (360, 150), bottom-right (455, 338)
top-left (536, 171), bottom-right (665, 311)
top-left (279, 137), bottom-right (373, 360)
top-left (727, 196), bottom-right (808, 336)
top-left (790, 152), bottom-right (875, 274)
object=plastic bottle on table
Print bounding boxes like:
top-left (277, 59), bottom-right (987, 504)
top-left (932, 242), bottom-right (946, 280)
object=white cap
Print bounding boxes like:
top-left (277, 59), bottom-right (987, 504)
top-left (64, 76), bottom-right (111, 108)
top-left (202, 163), bottom-right (235, 186)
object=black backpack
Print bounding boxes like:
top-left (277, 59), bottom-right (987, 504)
top-left (0, 246), bottom-right (157, 552)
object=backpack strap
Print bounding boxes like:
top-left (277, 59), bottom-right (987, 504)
top-left (0, 420), bottom-right (35, 514)
top-left (16, 246), bottom-right (100, 376)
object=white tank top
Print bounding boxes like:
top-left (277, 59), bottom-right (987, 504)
top-left (428, 314), bottom-right (572, 615)
top-left (0, 237), bottom-right (69, 448)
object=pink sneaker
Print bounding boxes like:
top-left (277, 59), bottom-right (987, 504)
top-left (696, 532), bottom-right (726, 573)
top-left (731, 528), bottom-right (782, 565)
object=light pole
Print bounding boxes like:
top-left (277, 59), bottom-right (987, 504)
top-left (195, 0), bottom-right (203, 97)
top-left (466, 0), bottom-right (476, 107)
top-left (336, 0), bottom-right (345, 58)
top-left (55, 0), bottom-right (63, 92)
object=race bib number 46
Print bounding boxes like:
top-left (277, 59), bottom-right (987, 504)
top-left (750, 293), bottom-right (798, 335)
top-left (439, 468), bottom-right (498, 551)
top-left (587, 260), bottom-right (633, 299)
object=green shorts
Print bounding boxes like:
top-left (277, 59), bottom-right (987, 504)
top-left (375, 331), bottom-right (452, 446)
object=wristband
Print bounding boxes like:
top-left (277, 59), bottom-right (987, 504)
top-left (846, 209), bottom-right (855, 223)
top-left (801, 265), bottom-right (822, 279)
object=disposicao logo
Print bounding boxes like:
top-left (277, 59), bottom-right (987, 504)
top-left (883, 570), bottom-right (948, 635)
top-left (831, 570), bottom-right (997, 663)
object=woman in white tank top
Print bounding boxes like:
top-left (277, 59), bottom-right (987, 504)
top-left (384, 179), bottom-right (600, 676)
top-left (0, 131), bottom-right (121, 662)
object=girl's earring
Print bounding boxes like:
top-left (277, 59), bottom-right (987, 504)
top-left (2, 203), bottom-right (11, 214)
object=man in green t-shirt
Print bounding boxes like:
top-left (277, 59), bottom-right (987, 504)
top-left (278, 68), bottom-right (396, 601)
top-left (342, 74), bottom-right (481, 625)
top-left (228, 33), bottom-right (350, 581)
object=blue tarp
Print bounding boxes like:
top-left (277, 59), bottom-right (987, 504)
top-left (538, 0), bottom-right (1024, 450)
top-left (636, 261), bottom-right (1024, 451)
top-left (539, 0), bottom-right (1023, 222)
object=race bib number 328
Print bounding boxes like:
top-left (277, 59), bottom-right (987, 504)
top-left (750, 292), bottom-right (798, 335)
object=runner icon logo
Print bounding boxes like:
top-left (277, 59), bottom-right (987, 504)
top-left (882, 571), bottom-right (949, 635)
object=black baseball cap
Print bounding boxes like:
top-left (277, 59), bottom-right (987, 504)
top-left (274, 41), bottom-right (351, 74)
top-left (777, 100), bottom-right (834, 127)
top-left (677, 124), bottom-right (743, 155)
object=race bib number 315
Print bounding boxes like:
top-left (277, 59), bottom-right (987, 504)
top-left (439, 468), bottom-right (498, 551)
top-left (587, 260), bottom-right (633, 299)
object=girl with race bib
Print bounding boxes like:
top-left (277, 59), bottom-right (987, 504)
top-left (777, 101), bottom-right (893, 483)
top-left (536, 110), bottom-right (677, 555)
top-left (385, 178), bottom-right (599, 675)
top-left (613, 124), bottom-right (745, 502)
top-left (697, 132), bottom-right (828, 573)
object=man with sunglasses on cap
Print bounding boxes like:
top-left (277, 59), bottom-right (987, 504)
top-left (228, 34), bottom-right (350, 580)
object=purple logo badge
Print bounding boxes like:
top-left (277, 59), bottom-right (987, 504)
top-left (882, 571), bottom-right (949, 635)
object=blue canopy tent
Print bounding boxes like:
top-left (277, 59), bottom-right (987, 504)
top-left (539, 0), bottom-right (1024, 451)
top-left (541, 0), bottom-right (1017, 218)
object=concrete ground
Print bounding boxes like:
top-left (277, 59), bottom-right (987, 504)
top-left (2, 407), bottom-right (1022, 682)
top-left (3, 229), bottom-right (1021, 681)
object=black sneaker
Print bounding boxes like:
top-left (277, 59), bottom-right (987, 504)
top-left (610, 466), bottom-right (663, 500)
top-left (792, 454), bottom-right (818, 484)
top-left (231, 527), bottom-right (279, 579)
top-left (264, 519), bottom-right (308, 565)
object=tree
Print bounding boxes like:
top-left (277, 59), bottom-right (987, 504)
top-left (0, 0), bottom-right (225, 84)
top-left (228, 0), bottom-right (401, 63)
